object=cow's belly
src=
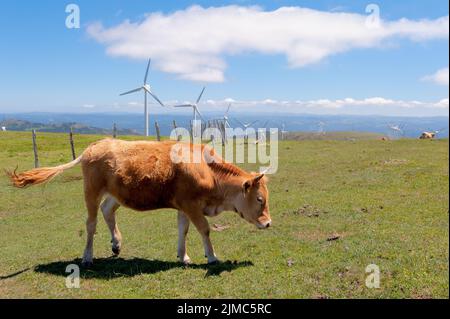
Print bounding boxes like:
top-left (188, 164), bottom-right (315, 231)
top-left (107, 177), bottom-right (176, 211)
top-left (104, 148), bottom-right (177, 211)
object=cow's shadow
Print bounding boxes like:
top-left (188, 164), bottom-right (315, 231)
top-left (33, 257), bottom-right (253, 279)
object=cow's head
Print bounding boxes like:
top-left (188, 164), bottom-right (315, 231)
top-left (234, 173), bottom-right (272, 229)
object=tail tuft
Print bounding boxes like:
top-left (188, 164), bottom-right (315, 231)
top-left (6, 155), bottom-right (82, 188)
top-left (6, 166), bottom-right (64, 188)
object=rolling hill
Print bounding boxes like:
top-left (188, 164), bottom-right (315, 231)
top-left (0, 119), bottom-right (140, 135)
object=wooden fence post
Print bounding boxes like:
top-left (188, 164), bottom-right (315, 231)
top-left (189, 121), bottom-right (193, 141)
top-left (220, 121), bottom-right (226, 146)
top-left (173, 120), bottom-right (181, 141)
top-left (155, 121), bottom-right (161, 141)
top-left (113, 123), bottom-right (117, 138)
top-left (201, 122), bottom-right (206, 137)
top-left (32, 129), bottom-right (39, 168)
top-left (69, 127), bottom-right (76, 160)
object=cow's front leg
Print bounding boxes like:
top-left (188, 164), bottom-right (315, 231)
top-left (189, 214), bottom-right (219, 264)
top-left (177, 211), bottom-right (192, 265)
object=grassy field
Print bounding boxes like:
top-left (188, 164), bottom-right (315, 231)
top-left (0, 131), bottom-right (448, 298)
top-left (285, 131), bottom-right (386, 140)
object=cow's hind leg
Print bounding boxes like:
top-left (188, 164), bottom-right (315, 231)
top-left (101, 195), bottom-right (122, 256)
top-left (177, 211), bottom-right (191, 265)
top-left (81, 190), bottom-right (102, 267)
top-left (188, 214), bottom-right (219, 264)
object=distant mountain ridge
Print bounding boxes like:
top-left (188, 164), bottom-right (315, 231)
top-left (0, 118), bottom-right (140, 135)
top-left (0, 112), bottom-right (448, 138)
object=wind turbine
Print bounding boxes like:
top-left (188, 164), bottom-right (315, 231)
top-left (224, 104), bottom-right (233, 127)
top-left (232, 118), bottom-right (258, 143)
top-left (209, 103), bottom-right (233, 127)
top-left (318, 121), bottom-right (326, 135)
top-left (388, 123), bottom-right (404, 138)
top-left (220, 103), bottom-right (233, 143)
top-left (281, 123), bottom-right (288, 140)
top-left (208, 103), bottom-right (233, 144)
top-left (120, 58), bottom-right (165, 136)
top-left (255, 120), bottom-right (270, 144)
top-left (174, 87), bottom-right (206, 137)
top-left (233, 118), bottom-right (258, 129)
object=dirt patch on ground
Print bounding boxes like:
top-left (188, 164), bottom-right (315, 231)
top-left (296, 230), bottom-right (350, 242)
top-left (354, 205), bottom-right (385, 214)
top-left (381, 159), bottom-right (408, 166)
top-left (295, 230), bottom-right (326, 241)
top-left (0, 211), bottom-right (15, 219)
top-left (411, 289), bottom-right (433, 299)
top-left (286, 205), bottom-right (330, 218)
top-left (211, 224), bottom-right (230, 232)
top-left (0, 277), bottom-right (32, 298)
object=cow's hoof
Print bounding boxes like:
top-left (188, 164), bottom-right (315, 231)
top-left (207, 259), bottom-right (221, 265)
top-left (81, 261), bottom-right (93, 268)
top-left (112, 246), bottom-right (121, 256)
top-left (178, 255), bottom-right (192, 265)
top-left (182, 258), bottom-right (192, 266)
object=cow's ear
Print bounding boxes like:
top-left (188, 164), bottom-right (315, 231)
top-left (242, 180), bottom-right (252, 195)
top-left (253, 174), bottom-right (265, 184)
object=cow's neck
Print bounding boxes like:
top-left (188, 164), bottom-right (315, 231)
top-left (204, 161), bottom-right (248, 216)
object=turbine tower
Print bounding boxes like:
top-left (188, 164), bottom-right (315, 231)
top-left (120, 58), bottom-right (164, 136)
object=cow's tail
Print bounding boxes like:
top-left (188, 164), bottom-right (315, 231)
top-left (6, 155), bottom-right (83, 188)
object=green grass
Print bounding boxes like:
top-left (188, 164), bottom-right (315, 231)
top-left (285, 131), bottom-right (386, 140)
top-left (0, 131), bottom-right (448, 298)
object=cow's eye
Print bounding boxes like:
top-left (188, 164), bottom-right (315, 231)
top-left (257, 196), bottom-right (264, 204)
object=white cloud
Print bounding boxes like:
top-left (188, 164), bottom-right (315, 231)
top-left (193, 97), bottom-right (449, 111)
top-left (82, 104), bottom-right (95, 108)
top-left (127, 101), bottom-right (142, 106)
top-left (87, 5), bottom-right (449, 82)
top-left (433, 98), bottom-right (449, 108)
top-left (422, 67), bottom-right (449, 86)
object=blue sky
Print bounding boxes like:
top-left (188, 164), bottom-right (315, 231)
top-left (0, 0), bottom-right (448, 116)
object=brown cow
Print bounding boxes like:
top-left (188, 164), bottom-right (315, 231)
top-left (7, 138), bottom-right (272, 266)
top-left (419, 132), bottom-right (436, 139)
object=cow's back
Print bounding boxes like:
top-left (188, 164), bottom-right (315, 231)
top-left (82, 139), bottom-right (180, 211)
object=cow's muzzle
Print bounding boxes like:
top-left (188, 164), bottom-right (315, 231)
top-left (256, 219), bottom-right (272, 229)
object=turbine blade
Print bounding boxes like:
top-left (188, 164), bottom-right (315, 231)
top-left (195, 106), bottom-right (205, 121)
top-left (196, 86), bottom-right (206, 104)
top-left (144, 58), bottom-right (151, 84)
top-left (120, 87), bottom-right (142, 96)
top-left (232, 117), bottom-right (245, 127)
top-left (148, 91), bottom-right (165, 107)
top-left (225, 103), bottom-right (231, 116)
